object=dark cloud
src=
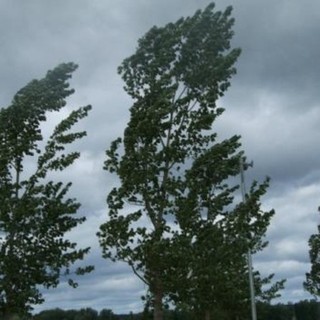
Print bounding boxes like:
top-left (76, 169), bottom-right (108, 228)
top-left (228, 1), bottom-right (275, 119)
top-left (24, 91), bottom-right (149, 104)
top-left (230, 0), bottom-right (320, 100)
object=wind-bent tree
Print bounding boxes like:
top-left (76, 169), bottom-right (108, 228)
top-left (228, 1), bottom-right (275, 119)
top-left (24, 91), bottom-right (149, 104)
top-left (169, 167), bottom-right (285, 320)
top-left (0, 63), bottom-right (93, 318)
top-left (304, 207), bottom-right (320, 296)
top-left (98, 3), bottom-right (282, 320)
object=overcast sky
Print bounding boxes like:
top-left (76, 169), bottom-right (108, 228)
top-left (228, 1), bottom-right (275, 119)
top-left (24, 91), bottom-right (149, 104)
top-left (1, 0), bottom-right (320, 315)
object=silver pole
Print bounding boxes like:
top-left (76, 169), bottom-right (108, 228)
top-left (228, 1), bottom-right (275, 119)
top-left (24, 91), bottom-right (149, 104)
top-left (239, 157), bottom-right (257, 320)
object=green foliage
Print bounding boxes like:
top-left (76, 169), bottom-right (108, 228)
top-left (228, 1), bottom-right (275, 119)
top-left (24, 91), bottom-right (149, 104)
top-left (0, 63), bottom-right (93, 317)
top-left (167, 168), bottom-right (285, 319)
top-left (32, 301), bottom-right (320, 320)
top-left (294, 299), bottom-right (320, 320)
top-left (98, 2), bottom-right (282, 319)
top-left (304, 208), bottom-right (320, 296)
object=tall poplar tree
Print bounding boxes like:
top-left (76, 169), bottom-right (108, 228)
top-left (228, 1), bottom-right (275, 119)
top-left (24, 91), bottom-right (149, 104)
top-left (98, 3), bottom-right (282, 320)
top-left (0, 63), bottom-right (93, 318)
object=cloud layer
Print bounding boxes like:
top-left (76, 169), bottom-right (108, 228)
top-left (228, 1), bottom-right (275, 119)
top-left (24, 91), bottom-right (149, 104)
top-left (0, 0), bottom-right (319, 314)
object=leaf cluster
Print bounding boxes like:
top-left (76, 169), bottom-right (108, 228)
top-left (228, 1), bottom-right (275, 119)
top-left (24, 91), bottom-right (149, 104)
top-left (0, 63), bottom-right (93, 316)
top-left (304, 207), bottom-right (320, 296)
top-left (99, 2), bottom-right (284, 319)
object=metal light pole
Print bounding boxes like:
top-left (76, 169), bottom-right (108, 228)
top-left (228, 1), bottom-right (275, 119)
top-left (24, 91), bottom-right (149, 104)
top-left (239, 157), bottom-right (257, 320)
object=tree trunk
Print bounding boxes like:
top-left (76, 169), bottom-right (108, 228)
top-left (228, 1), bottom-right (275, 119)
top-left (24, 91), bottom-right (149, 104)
top-left (153, 276), bottom-right (163, 320)
top-left (3, 311), bottom-right (19, 320)
top-left (204, 309), bottom-right (210, 320)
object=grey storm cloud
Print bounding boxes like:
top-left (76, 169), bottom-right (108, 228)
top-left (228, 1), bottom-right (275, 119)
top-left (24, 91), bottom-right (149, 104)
top-left (0, 0), bottom-right (320, 314)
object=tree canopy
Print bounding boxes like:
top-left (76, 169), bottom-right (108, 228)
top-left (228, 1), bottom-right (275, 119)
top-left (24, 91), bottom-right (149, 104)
top-left (0, 62), bottom-right (93, 318)
top-left (33, 301), bottom-right (320, 320)
top-left (304, 207), bottom-right (320, 297)
top-left (98, 3), bottom-right (283, 320)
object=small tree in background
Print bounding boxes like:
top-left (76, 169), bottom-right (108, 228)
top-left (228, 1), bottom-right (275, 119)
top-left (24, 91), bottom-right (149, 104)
top-left (0, 63), bottom-right (93, 318)
top-left (304, 207), bottom-right (320, 297)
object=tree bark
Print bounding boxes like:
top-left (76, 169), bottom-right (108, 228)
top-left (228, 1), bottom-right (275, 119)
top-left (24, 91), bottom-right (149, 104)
top-left (3, 310), bottom-right (19, 320)
top-left (205, 309), bottom-right (210, 320)
top-left (153, 277), bottom-right (163, 320)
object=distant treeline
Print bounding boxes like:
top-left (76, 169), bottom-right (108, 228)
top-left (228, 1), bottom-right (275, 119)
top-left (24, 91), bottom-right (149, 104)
top-left (33, 300), bottom-right (320, 320)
